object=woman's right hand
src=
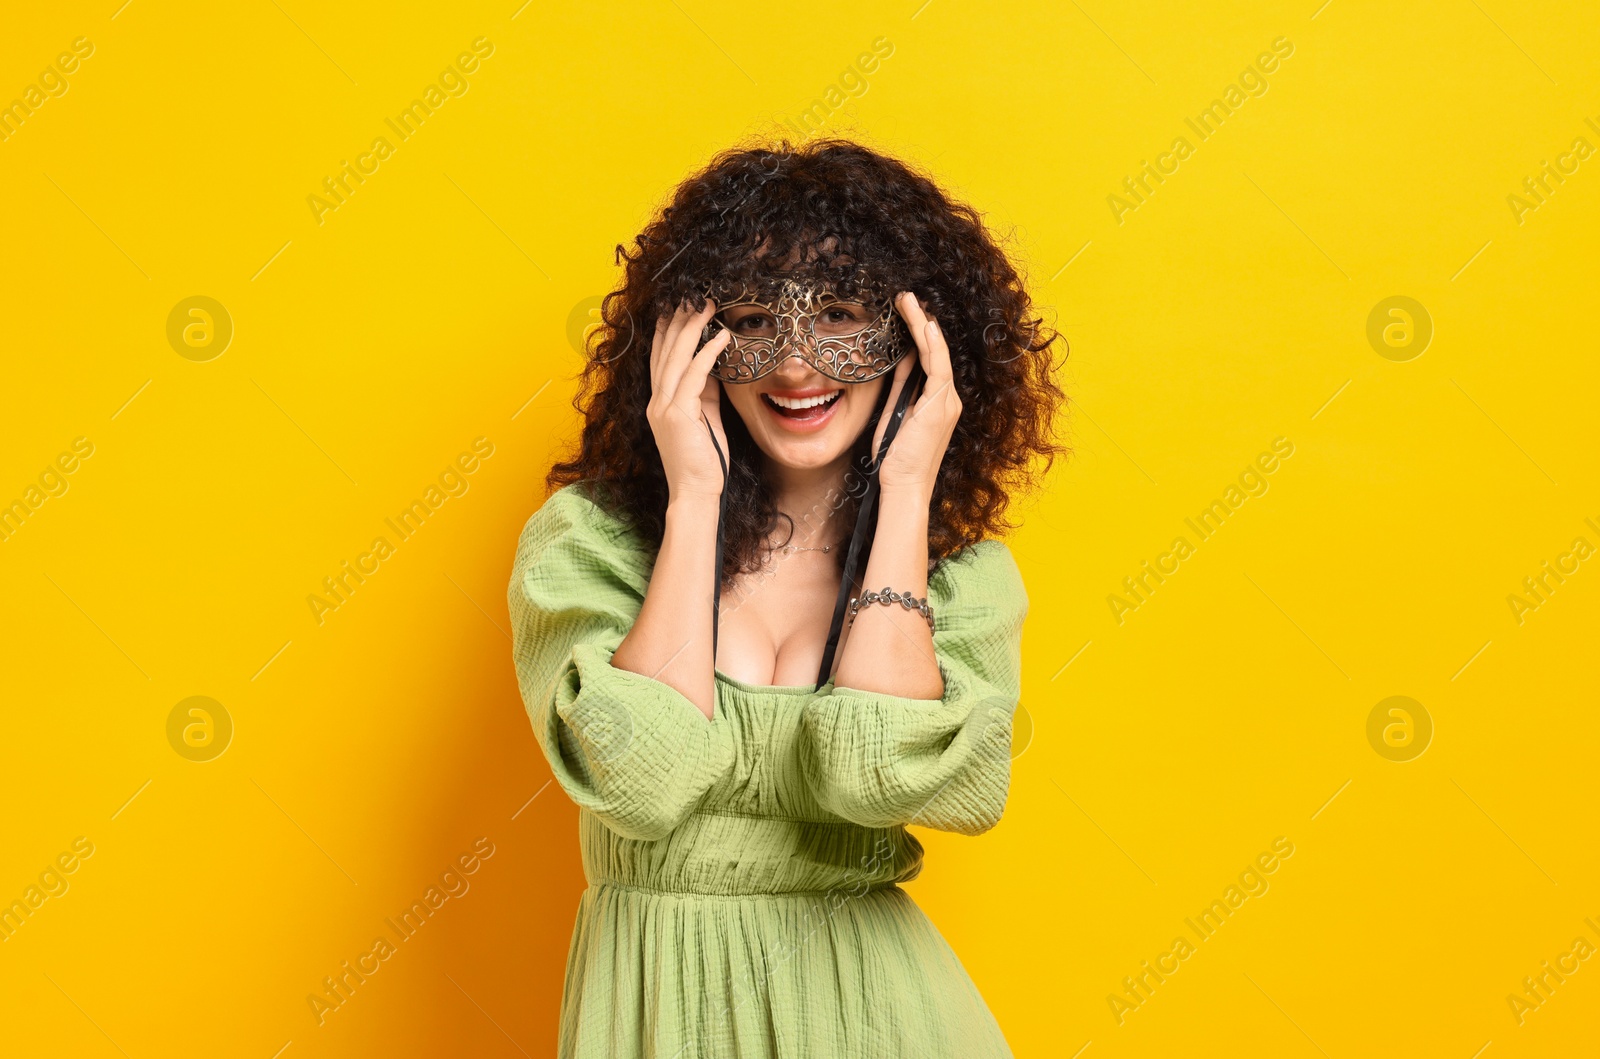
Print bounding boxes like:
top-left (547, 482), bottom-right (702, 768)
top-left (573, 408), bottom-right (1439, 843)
top-left (648, 300), bottom-right (734, 504)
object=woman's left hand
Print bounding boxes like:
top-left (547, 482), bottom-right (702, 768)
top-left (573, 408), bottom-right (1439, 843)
top-left (871, 292), bottom-right (962, 500)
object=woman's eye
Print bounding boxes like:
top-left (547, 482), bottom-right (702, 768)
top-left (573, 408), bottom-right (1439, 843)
top-left (736, 315), bottom-right (771, 331)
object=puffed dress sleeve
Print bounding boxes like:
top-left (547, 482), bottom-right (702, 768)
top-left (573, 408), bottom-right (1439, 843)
top-left (507, 484), bottom-right (735, 842)
top-left (800, 540), bottom-right (1028, 836)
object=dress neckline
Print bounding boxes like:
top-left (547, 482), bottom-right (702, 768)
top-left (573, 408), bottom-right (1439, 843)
top-left (714, 668), bottom-right (833, 695)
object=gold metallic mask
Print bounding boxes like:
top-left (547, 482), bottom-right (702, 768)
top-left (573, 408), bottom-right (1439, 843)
top-left (699, 271), bottom-right (911, 383)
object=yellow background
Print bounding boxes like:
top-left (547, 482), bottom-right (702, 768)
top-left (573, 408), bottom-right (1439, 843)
top-left (3, 0), bottom-right (1597, 1055)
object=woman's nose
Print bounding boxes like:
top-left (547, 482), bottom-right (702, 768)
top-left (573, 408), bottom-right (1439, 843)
top-left (773, 323), bottom-right (813, 355)
top-left (770, 347), bottom-right (821, 382)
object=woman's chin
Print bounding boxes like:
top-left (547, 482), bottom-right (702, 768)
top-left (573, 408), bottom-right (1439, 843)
top-left (756, 431), bottom-right (857, 471)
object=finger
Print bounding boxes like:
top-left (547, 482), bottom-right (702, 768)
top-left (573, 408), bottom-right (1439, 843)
top-left (921, 314), bottom-right (955, 392)
top-left (895, 290), bottom-right (930, 334)
top-left (682, 324), bottom-right (731, 403)
top-left (668, 299), bottom-right (720, 405)
top-left (893, 293), bottom-right (939, 412)
top-left (895, 292), bottom-right (934, 376)
top-left (662, 299), bottom-right (719, 402)
top-left (660, 299), bottom-right (695, 350)
top-left (912, 320), bottom-right (957, 414)
top-left (658, 325), bottom-right (727, 436)
top-left (897, 293), bottom-right (957, 414)
top-left (650, 311), bottom-right (672, 394)
top-left (655, 301), bottom-right (698, 395)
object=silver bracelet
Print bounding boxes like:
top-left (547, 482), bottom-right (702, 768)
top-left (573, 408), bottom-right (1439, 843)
top-left (847, 586), bottom-right (935, 631)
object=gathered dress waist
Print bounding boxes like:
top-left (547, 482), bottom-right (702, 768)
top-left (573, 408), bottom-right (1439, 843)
top-left (578, 807), bottom-right (924, 897)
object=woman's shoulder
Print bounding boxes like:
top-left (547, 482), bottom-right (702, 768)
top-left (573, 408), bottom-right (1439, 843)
top-left (927, 538), bottom-right (1029, 623)
top-left (519, 480), bottom-right (621, 535)
top-left (512, 482), bottom-right (651, 590)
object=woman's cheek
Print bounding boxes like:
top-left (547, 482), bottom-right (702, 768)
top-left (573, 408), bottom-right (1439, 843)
top-left (851, 380), bottom-right (886, 429)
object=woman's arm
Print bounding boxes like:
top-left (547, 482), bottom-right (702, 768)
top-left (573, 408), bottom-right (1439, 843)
top-left (802, 541), bottom-right (1027, 835)
top-left (609, 494), bottom-right (721, 718)
top-left (832, 292), bottom-right (961, 699)
top-left (508, 488), bottom-right (735, 840)
top-left (608, 302), bottom-right (733, 720)
top-left (831, 485), bottom-right (942, 698)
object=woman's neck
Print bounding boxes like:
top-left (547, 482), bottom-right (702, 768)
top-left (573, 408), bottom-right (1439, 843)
top-left (761, 451), bottom-right (854, 548)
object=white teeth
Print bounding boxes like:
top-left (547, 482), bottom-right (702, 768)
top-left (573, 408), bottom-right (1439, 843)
top-left (765, 391), bottom-right (842, 410)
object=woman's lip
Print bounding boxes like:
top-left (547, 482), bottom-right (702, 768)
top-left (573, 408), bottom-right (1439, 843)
top-left (761, 390), bottom-right (842, 433)
top-left (763, 386), bottom-right (841, 399)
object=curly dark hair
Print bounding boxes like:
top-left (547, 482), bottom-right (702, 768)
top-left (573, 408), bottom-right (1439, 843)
top-left (546, 137), bottom-right (1067, 588)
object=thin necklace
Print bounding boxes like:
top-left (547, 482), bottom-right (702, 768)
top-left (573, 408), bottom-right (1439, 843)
top-left (772, 531), bottom-right (842, 554)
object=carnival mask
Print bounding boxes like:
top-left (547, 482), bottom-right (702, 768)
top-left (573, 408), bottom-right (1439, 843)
top-left (699, 271), bottom-right (911, 383)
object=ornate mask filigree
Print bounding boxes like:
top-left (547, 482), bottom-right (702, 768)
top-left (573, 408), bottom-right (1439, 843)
top-left (699, 270), bottom-right (911, 383)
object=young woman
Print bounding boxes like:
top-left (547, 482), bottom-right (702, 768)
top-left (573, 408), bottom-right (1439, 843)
top-left (509, 139), bottom-right (1063, 1058)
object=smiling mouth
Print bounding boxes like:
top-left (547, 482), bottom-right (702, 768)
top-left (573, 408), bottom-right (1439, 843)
top-left (760, 390), bottom-right (842, 422)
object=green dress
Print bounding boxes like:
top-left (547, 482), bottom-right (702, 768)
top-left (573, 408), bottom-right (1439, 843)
top-left (508, 483), bottom-right (1027, 1058)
